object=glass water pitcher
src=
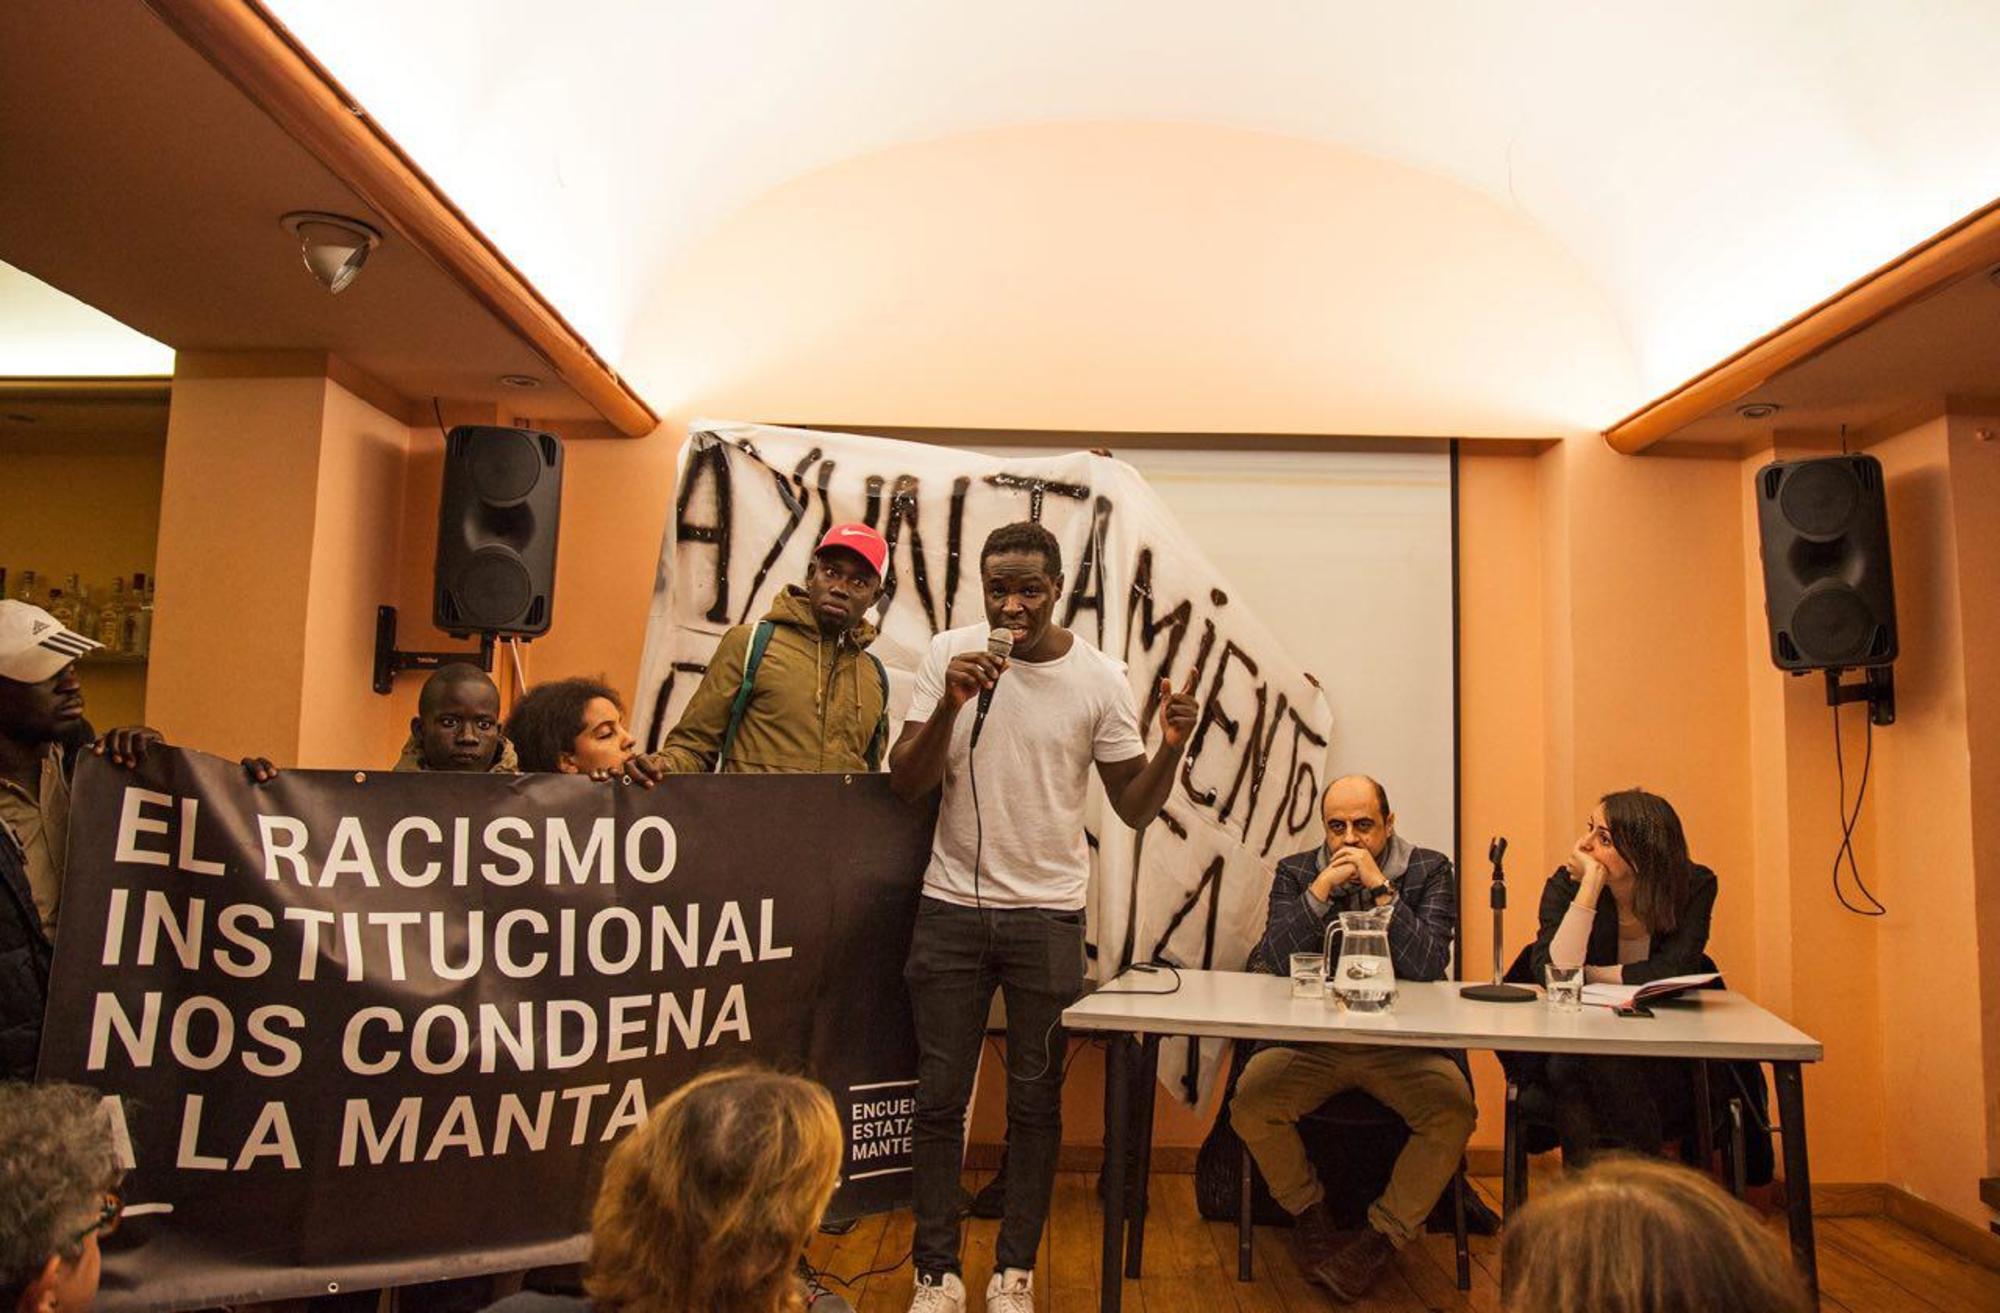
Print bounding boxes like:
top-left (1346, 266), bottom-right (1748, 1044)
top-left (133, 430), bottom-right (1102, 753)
top-left (1324, 903), bottom-right (1397, 1012)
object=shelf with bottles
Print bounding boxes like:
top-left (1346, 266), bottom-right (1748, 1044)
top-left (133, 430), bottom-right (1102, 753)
top-left (1, 566), bottom-right (157, 658)
top-left (79, 651), bottom-right (149, 667)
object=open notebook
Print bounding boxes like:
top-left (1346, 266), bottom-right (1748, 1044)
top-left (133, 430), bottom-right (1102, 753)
top-left (1579, 971), bottom-right (1721, 1009)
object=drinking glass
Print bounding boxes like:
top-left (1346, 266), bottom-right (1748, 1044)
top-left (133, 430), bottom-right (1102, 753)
top-left (1289, 952), bottom-right (1327, 1000)
top-left (1545, 963), bottom-right (1585, 1012)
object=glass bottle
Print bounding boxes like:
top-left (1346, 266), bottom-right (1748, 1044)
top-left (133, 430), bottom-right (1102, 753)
top-left (51, 573), bottom-right (83, 630)
top-left (46, 587), bottom-right (74, 630)
top-left (96, 577), bottom-right (127, 650)
top-left (130, 573), bottom-right (154, 657)
top-left (12, 569), bottom-right (38, 605)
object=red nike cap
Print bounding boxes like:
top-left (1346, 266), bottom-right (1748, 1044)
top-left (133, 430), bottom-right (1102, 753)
top-left (815, 522), bottom-right (888, 576)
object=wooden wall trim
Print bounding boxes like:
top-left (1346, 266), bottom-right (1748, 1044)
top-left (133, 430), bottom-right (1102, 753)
top-left (1881, 1183), bottom-right (2000, 1274)
top-left (1604, 195), bottom-right (2000, 455)
top-left (0, 377), bottom-right (171, 404)
top-left (809, 426), bottom-right (1562, 455)
top-left (142, 0), bottom-right (659, 438)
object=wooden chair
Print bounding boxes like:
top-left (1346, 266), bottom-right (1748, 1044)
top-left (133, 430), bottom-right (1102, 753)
top-left (1501, 1062), bottom-right (1755, 1213)
top-left (1233, 1086), bottom-right (1473, 1291)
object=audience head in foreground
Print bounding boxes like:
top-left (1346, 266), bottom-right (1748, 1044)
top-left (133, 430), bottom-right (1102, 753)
top-left (400, 663), bottom-right (516, 773)
top-left (586, 1067), bottom-right (842, 1313)
top-left (0, 1082), bottom-right (122, 1313)
top-left (1500, 1155), bottom-right (1810, 1313)
top-left (507, 678), bottom-right (636, 775)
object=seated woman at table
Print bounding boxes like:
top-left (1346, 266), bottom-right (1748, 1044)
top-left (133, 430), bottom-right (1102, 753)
top-left (1528, 787), bottom-right (1717, 1166)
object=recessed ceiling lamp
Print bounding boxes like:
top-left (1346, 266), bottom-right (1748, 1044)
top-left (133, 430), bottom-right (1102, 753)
top-left (1737, 402), bottom-right (1782, 420)
top-left (280, 212), bottom-right (381, 294)
top-left (499, 374), bottom-right (542, 389)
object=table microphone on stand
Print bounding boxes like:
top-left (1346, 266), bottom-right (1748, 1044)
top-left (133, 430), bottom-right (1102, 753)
top-left (1460, 836), bottom-right (1536, 1003)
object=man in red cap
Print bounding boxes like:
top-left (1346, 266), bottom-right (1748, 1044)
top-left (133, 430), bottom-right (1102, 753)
top-left (639, 523), bottom-right (891, 774)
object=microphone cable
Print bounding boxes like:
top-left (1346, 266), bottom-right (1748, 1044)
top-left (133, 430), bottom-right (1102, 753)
top-left (966, 628), bottom-right (1012, 948)
top-left (1831, 698), bottom-right (1886, 916)
top-left (1097, 960), bottom-right (1185, 997)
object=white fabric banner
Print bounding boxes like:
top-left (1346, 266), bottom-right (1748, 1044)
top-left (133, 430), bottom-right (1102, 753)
top-left (635, 422), bottom-right (1334, 1104)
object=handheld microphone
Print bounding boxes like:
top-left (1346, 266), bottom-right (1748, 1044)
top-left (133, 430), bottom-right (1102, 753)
top-left (1460, 835), bottom-right (1537, 1003)
top-left (970, 627), bottom-right (1014, 747)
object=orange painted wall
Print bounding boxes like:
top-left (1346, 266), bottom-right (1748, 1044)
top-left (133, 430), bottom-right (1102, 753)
top-left (1551, 438), bottom-right (1759, 991)
top-left (149, 356), bottom-right (328, 760)
top-left (514, 418), bottom-right (680, 713)
top-left (1866, 416), bottom-right (1990, 1224)
top-left (295, 378), bottom-right (426, 766)
top-left (150, 356), bottom-right (435, 768)
top-left (1456, 451), bottom-right (1550, 1147)
top-left (1944, 416), bottom-right (2000, 1166)
top-left (0, 426), bottom-right (162, 728)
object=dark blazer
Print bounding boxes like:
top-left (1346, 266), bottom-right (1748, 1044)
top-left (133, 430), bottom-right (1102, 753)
top-left (1527, 863), bottom-right (1717, 987)
top-left (0, 825), bottom-right (52, 1080)
top-left (1250, 841), bottom-right (1457, 984)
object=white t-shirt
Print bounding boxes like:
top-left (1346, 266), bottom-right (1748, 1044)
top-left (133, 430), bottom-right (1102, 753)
top-left (907, 624), bottom-right (1146, 910)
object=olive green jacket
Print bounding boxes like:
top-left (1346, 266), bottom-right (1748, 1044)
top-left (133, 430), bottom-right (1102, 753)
top-left (652, 586), bottom-right (886, 774)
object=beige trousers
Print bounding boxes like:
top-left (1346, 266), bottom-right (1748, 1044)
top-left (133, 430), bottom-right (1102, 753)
top-left (1228, 1044), bottom-right (1476, 1245)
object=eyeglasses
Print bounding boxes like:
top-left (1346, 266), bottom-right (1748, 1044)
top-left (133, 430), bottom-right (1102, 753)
top-left (69, 1192), bottom-right (121, 1247)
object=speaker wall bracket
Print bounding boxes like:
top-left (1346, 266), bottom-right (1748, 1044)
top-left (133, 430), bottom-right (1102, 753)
top-left (1822, 665), bottom-right (1895, 727)
top-left (372, 605), bottom-right (496, 696)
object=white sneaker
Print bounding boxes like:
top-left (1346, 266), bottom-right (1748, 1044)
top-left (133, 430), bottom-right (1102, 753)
top-left (908, 1270), bottom-right (966, 1312)
top-left (985, 1267), bottom-right (1035, 1313)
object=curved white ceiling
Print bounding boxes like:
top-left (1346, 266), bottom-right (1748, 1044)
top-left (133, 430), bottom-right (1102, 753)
top-left (0, 261), bottom-right (173, 376)
top-left (267, 0), bottom-right (2000, 424)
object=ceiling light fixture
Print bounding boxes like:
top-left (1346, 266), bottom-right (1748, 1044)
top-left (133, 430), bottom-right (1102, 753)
top-left (498, 374), bottom-right (542, 389)
top-left (281, 212), bottom-right (381, 294)
top-left (1737, 402), bottom-right (1782, 420)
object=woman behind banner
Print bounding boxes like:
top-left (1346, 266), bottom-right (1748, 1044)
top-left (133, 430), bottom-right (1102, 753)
top-left (485, 1067), bottom-right (851, 1313)
top-left (1527, 788), bottom-right (1717, 1165)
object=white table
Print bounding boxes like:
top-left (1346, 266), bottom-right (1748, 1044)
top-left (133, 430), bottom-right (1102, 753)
top-left (1063, 971), bottom-right (1825, 1310)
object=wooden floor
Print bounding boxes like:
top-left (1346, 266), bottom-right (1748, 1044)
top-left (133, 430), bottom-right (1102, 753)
top-left (802, 1171), bottom-right (2000, 1312)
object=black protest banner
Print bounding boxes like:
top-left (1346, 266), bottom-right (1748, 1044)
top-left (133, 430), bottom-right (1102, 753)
top-left (38, 749), bottom-right (933, 1312)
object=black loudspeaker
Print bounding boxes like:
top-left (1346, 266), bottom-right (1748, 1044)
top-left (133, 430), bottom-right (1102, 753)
top-left (433, 425), bottom-right (563, 638)
top-left (1755, 453), bottom-right (1897, 671)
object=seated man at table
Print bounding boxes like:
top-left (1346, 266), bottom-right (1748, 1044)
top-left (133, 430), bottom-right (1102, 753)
top-left (1230, 774), bottom-right (1473, 1303)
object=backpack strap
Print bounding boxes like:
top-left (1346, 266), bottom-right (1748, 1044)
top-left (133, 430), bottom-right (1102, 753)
top-left (715, 621), bottom-right (776, 773)
top-left (864, 652), bottom-right (891, 772)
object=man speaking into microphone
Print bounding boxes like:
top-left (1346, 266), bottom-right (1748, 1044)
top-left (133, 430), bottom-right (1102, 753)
top-left (890, 521), bottom-right (1198, 1313)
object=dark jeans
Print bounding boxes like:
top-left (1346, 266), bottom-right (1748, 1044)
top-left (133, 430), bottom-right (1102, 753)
top-left (1547, 1053), bottom-right (1694, 1167)
top-left (905, 896), bottom-right (1085, 1277)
